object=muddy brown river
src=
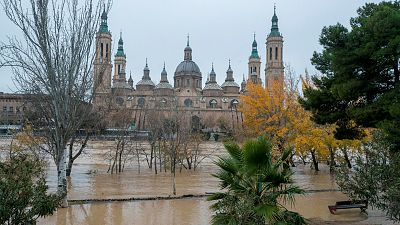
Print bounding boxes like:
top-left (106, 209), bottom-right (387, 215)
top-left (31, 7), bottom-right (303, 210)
top-left (0, 140), bottom-right (393, 224)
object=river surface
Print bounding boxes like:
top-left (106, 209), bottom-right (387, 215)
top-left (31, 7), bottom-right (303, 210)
top-left (0, 139), bottom-right (390, 224)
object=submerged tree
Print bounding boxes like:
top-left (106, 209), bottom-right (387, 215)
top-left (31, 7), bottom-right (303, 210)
top-left (0, 0), bottom-right (111, 207)
top-left (336, 131), bottom-right (400, 222)
top-left (0, 134), bottom-right (59, 225)
top-left (208, 137), bottom-right (306, 225)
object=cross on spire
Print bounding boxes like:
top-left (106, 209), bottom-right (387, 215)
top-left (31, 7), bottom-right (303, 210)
top-left (187, 33), bottom-right (190, 46)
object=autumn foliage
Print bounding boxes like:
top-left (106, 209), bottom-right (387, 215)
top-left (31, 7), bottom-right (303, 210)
top-left (239, 71), bottom-right (366, 170)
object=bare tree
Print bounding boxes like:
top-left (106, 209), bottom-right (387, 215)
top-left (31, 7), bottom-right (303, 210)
top-left (106, 108), bottom-right (132, 174)
top-left (0, 0), bottom-right (111, 207)
top-left (67, 108), bottom-right (105, 176)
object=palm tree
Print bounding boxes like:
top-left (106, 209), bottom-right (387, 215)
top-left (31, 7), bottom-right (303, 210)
top-left (208, 137), bottom-right (306, 225)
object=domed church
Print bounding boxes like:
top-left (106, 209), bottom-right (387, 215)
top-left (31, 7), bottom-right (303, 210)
top-left (93, 7), bottom-right (284, 130)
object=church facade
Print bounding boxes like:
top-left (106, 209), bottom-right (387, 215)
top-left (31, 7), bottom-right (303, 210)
top-left (93, 7), bottom-right (284, 131)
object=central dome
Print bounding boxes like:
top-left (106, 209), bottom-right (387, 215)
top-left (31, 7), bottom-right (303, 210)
top-left (175, 60), bottom-right (201, 75)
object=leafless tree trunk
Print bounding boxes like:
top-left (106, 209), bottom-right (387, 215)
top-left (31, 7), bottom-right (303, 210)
top-left (0, 0), bottom-right (111, 207)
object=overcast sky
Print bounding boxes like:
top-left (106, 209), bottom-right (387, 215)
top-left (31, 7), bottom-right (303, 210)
top-left (0, 0), bottom-right (382, 92)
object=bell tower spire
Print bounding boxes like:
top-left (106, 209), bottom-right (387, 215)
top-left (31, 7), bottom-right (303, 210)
top-left (248, 33), bottom-right (262, 85)
top-left (265, 5), bottom-right (284, 91)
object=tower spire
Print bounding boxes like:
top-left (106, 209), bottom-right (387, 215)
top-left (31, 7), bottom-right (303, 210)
top-left (187, 33), bottom-right (190, 46)
top-left (115, 31), bottom-right (125, 57)
top-left (270, 4), bottom-right (280, 37)
top-left (99, 6), bottom-right (109, 33)
top-left (250, 33), bottom-right (259, 59)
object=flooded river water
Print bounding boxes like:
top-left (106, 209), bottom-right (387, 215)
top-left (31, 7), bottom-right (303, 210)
top-left (0, 139), bottom-right (391, 224)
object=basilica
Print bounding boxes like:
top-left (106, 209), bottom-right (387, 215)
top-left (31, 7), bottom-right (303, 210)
top-left (92, 7), bottom-right (284, 130)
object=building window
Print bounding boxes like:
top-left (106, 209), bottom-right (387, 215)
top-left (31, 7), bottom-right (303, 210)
top-left (3, 106), bottom-right (6, 112)
top-left (106, 43), bottom-right (109, 59)
top-left (254, 67), bottom-right (257, 73)
top-left (9, 107), bottom-right (13, 112)
top-left (209, 99), bottom-right (217, 108)
top-left (269, 47), bottom-right (272, 60)
top-left (100, 43), bottom-right (104, 58)
top-left (275, 47), bottom-right (278, 60)
top-left (186, 79), bottom-right (190, 86)
top-left (230, 99), bottom-right (239, 110)
top-left (184, 98), bottom-right (193, 108)
top-left (177, 80), bottom-right (180, 87)
top-left (116, 97), bottom-right (124, 106)
top-left (138, 97), bottom-right (146, 107)
top-left (118, 65), bottom-right (121, 74)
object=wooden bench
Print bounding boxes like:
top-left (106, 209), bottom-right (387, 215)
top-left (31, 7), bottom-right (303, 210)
top-left (328, 200), bottom-right (368, 214)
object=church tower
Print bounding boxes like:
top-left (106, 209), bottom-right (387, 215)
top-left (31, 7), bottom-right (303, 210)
top-left (112, 32), bottom-right (128, 88)
top-left (265, 6), bottom-right (284, 91)
top-left (248, 34), bottom-right (262, 85)
top-left (94, 8), bottom-right (112, 94)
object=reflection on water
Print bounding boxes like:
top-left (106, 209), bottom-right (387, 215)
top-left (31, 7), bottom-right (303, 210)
top-left (0, 139), bottom-right (386, 224)
top-left (42, 199), bottom-right (211, 225)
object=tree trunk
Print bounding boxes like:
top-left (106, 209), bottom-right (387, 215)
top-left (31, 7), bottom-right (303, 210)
top-left (289, 152), bottom-right (296, 167)
top-left (329, 147), bottom-right (336, 173)
top-left (67, 134), bottom-right (90, 177)
top-left (186, 157), bottom-right (192, 170)
top-left (154, 143), bottom-right (158, 174)
top-left (394, 61), bottom-right (399, 85)
top-left (311, 150), bottom-right (319, 171)
top-left (172, 146), bottom-right (177, 195)
top-left (66, 159), bottom-right (73, 177)
top-left (66, 138), bottom-right (74, 177)
top-left (149, 144), bottom-right (154, 169)
top-left (342, 148), bottom-right (352, 169)
top-left (57, 148), bottom-right (68, 207)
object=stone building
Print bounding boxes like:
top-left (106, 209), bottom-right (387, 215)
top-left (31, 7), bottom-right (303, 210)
top-left (0, 92), bottom-right (28, 125)
top-left (93, 7), bottom-right (284, 131)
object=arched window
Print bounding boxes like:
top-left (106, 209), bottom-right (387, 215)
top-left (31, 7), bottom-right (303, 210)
top-left (100, 43), bottom-right (104, 58)
top-left (269, 47), bottom-right (272, 60)
top-left (254, 67), bottom-right (257, 73)
top-left (209, 99), bottom-right (218, 108)
top-left (106, 43), bottom-right (109, 59)
top-left (138, 97), bottom-right (145, 107)
top-left (230, 99), bottom-right (239, 109)
top-left (118, 65), bottom-right (121, 74)
top-left (275, 47), bottom-right (278, 60)
top-left (184, 98), bottom-right (193, 108)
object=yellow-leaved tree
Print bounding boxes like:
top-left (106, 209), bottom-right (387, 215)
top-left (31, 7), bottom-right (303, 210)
top-left (240, 68), bottom-right (338, 169)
